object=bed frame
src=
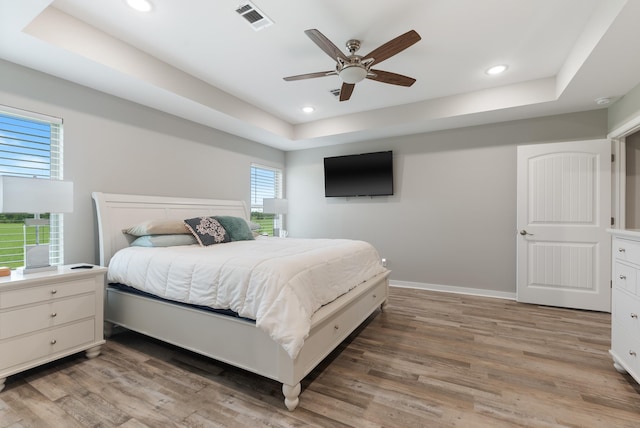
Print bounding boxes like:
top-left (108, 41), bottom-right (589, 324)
top-left (92, 192), bottom-right (389, 410)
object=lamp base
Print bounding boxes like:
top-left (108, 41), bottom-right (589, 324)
top-left (17, 265), bottom-right (58, 274)
top-left (23, 243), bottom-right (52, 273)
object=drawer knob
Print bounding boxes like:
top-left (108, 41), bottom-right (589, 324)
top-left (620, 275), bottom-right (627, 280)
top-left (50, 339), bottom-right (57, 345)
top-left (631, 313), bottom-right (639, 319)
top-left (372, 294), bottom-right (377, 299)
top-left (51, 289), bottom-right (57, 294)
top-left (630, 350), bottom-right (637, 357)
top-left (334, 325), bottom-right (339, 330)
top-left (619, 248), bottom-right (626, 253)
top-left (50, 312), bottom-right (57, 318)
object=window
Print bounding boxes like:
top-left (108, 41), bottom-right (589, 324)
top-left (0, 105), bottom-right (64, 268)
top-left (250, 163), bottom-right (283, 236)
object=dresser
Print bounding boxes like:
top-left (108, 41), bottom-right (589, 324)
top-left (609, 229), bottom-right (640, 384)
top-left (0, 265), bottom-right (107, 392)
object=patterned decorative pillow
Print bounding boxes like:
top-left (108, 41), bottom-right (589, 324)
top-left (183, 217), bottom-right (230, 246)
top-left (214, 216), bottom-right (255, 241)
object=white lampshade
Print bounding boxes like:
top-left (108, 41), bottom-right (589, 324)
top-left (0, 176), bottom-right (74, 213)
top-left (263, 198), bottom-right (288, 214)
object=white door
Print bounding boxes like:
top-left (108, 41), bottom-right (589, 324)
top-left (516, 140), bottom-right (611, 312)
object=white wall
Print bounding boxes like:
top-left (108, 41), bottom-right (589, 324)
top-left (286, 110), bottom-right (608, 295)
top-left (0, 60), bottom-right (284, 265)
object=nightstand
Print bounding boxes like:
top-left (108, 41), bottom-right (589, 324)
top-left (0, 264), bottom-right (107, 392)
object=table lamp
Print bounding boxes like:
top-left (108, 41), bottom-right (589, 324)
top-left (263, 198), bottom-right (288, 237)
top-left (0, 176), bottom-right (74, 273)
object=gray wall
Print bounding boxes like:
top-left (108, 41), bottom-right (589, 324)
top-left (1, 57), bottom-right (619, 296)
top-left (0, 60), bottom-right (285, 265)
top-left (286, 111), bottom-right (608, 295)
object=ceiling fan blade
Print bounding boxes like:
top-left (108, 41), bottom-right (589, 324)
top-left (339, 83), bottom-right (355, 101)
top-left (363, 30), bottom-right (421, 66)
top-left (283, 70), bottom-right (336, 81)
top-left (367, 69), bottom-right (416, 87)
top-left (304, 29), bottom-right (349, 62)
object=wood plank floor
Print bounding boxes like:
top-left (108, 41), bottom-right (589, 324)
top-left (2, 287), bottom-right (640, 427)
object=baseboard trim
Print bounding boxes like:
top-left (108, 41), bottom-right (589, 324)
top-left (390, 280), bottom-right (516, 301)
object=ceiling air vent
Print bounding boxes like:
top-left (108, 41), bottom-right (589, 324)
top-left (235, 2), bottom-right (273, 31)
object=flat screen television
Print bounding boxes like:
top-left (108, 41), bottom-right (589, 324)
top-left (324, 150), bottom-right (394, 197)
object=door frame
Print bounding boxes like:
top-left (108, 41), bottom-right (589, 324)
top-left (609, 113), bottom-right (640, 229)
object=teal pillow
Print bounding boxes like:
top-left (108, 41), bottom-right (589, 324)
top-left (214, 216), bottom-right (255, 241)
top-left (131, 234), bottom-right (198, 247)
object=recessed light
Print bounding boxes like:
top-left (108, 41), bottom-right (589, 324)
top-left (595, 97), bottom-right (611, 105)
top-left (486, 64), bottom-right (508, 75)
top-left (126, 0), bottom-right (153, 12)
top-left (302, 106), bottom-right (315, 114)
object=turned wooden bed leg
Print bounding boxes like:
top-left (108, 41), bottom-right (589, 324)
top-left (0, 377), bottom-right (5, 392)
top-left (282, 383), bottom-right (301, 411)
top-left (381, 299), bottom-right (388, 312)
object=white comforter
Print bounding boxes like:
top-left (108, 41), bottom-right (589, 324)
top-left (107, 237), bottom-right (386, 359)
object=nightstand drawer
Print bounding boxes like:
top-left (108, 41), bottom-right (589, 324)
top-left (0, 294), bottom-right (96, 340)
top-left (0, 318), bottom-right (95, 371)
top-left (0, 278), bottom-right (95, 309)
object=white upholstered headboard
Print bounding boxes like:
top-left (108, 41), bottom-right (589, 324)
top-left (92, 192), bottom-right (249, 266)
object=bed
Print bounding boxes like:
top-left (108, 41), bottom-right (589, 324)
top-left (92, 192), bottom-right (390, 410)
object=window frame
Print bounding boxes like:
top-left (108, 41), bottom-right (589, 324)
top-left (250, 163), bottom-right (284, 236)
top-left (0, 104), bottom-right (65, 268)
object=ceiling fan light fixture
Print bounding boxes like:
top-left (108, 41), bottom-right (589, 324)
top-left (339, 65), bottom-right (368, 84)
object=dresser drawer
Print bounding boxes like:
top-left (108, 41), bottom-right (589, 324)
top-left (611, 289), bottom-right (640, 379)
top-left (0, 318), bottom-right (96, 371)
top-left (611, 328), bottom-right (640, 380)
top-left (612, 289), bottom-right (640, 344)
top-left (613, 238), bottom-right (640, 265)
top-left (0, 278), bottom-right (95, 309)
top-left (0, 294), bottom-right (96, 340)
top-left (613, 262), bottom-right (638, 295)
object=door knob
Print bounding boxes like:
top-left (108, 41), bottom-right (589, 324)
top-left (519, 230), bottom-right (533, 236)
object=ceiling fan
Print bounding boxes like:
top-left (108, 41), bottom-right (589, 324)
top-left (283, 29), bottom-right (421, 101)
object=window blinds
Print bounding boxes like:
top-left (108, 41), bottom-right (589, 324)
top-left (0, 106), bottom-right (64, 267)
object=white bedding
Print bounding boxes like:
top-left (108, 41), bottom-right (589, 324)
top-left (107, 237), bottom-right (386, 359)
